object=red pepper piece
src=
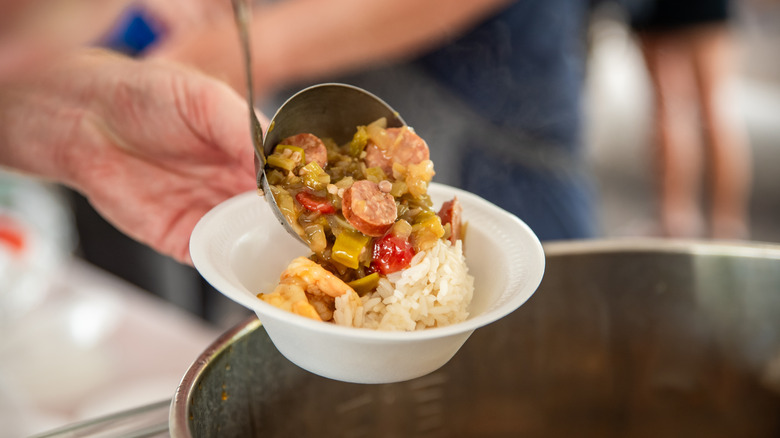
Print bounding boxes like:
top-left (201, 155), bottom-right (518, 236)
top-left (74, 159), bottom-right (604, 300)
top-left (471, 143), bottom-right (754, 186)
top-left (295, 192), bottom-right (335, 214)
top-left (371, 233), bottom-right (415, 275)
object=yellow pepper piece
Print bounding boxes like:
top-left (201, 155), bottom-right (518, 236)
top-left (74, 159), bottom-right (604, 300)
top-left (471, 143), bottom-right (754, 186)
top-left (411, 213), bottom-right (445, 252)
top-left (390, 180), bottom-right (407, 197)
top-left (365, 166), bottom-right (387, 183)
top-left (267, 145), bottom-right (305, 172)
top-left (267, 155), bottom-right (297, 172)
top-left (300, 161), bottom-right (330, 191)
top-left (332, 230), bottom-right (370, 269)
top-left (348, 125), bottom-right (369, 157)
top-left (274, 144), bottom-right (306, 162)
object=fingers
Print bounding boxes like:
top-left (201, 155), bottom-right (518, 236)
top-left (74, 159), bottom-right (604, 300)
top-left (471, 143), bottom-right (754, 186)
top-left (78, 54), bottom-right (257, 262)
top-left (202, 80), bottom-right (257, 164)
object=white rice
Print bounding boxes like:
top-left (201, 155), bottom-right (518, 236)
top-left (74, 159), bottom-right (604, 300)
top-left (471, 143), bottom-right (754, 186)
top-left (333, 239), bottom-right (474, 331)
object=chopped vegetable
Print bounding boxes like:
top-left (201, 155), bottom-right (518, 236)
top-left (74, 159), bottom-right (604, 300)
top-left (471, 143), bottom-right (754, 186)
top-left (411, 212), bottom-right (445, 252)
top-left (334, 176), bottom-right (354, 190)
top-left (390, 180), bottom-right (407, 197)
top-left (347, 272), bottom-right (380, 295)
top-left (406, 160), bottom-right (434, 199)
top-left (365, 117), bottom-right (389, 150)
top-left (270, 186), bottom-right (304, 236)
top-left (267, 145), bottom-right (306, 172)
top-left (266, 169), bottom-right (286, 185)
top-left (371, 233), bottom-right (415, 274)
top-left (267, 118), bottom-right (445, 280)
top-left (295, 192), bottom-right (335, 214)
top-left (303, 223), bottom-right (327, 254)
top-left (267, 155), bottom-right (297, 172)
top-left (347, 125), bottom-right (369, 157)
top-left (300, 161), bottom-right (331, 191)
top-left (332, 230), bottom-right (370, 269)
top-left (365, 167), bottom-right (387, 183)
top-left (275, 144), bottom-right (306, 162)
top-left (389, 219), bottom-right (413, 240)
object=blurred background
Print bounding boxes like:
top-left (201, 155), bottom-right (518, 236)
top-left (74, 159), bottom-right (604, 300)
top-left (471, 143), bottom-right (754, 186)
top-left (586, 0), bottom-right (780, 243)
top-left (1, 0), bottom-right (779, 435)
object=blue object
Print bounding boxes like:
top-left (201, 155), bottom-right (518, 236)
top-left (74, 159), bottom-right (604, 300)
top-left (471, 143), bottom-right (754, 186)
top-left (99, 6), bottom-right (162, 56)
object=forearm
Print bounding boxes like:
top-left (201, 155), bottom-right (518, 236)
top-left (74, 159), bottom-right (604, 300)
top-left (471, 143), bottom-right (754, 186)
top-left (249, 0), bottom-right (512, 92)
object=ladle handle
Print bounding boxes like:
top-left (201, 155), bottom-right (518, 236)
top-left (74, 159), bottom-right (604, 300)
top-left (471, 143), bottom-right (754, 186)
top-left (231, 0), bottom-right (266, 189)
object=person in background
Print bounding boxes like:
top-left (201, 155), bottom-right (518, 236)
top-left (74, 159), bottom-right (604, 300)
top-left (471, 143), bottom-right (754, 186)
top-left (626, 0), bottom-right (752, 238)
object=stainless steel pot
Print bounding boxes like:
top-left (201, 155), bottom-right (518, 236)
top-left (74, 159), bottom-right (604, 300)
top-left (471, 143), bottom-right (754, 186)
top-left (171, 239), bottom-right (780, 437)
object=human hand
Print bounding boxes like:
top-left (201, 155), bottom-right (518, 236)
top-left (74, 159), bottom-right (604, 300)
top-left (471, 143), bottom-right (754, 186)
top-left (0, 49), bottom-right (260, 264)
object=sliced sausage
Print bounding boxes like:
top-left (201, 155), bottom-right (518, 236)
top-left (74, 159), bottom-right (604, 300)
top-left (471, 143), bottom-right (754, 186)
top-left (342, 180), bottom-right (397, 237)
top-left (437, 197), bottom-right (462, 244)
top-left (364, 127), bottom-right (429, 175)
top-left (279, 133), bottom-right (328, 168)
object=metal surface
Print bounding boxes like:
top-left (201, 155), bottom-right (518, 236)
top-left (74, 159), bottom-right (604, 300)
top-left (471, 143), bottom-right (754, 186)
top-left (172, 239), bottom-right (780, 437)
top-left (32, 400), bottom-right (170, 438)
top-left (262, 83), bottom-right (405, 158)
top-left (231, 0), bottom-right (266, 189)
top-left (259, 83), bottom-right (406, 245)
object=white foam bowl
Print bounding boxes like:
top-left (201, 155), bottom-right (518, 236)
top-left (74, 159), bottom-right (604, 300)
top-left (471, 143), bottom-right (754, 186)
top-left (190, 183), bottom-right (545, 384)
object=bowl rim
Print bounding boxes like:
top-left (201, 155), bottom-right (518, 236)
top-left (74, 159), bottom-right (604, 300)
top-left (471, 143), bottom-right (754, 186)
top-left (190, 183), bottom-right (545, 342)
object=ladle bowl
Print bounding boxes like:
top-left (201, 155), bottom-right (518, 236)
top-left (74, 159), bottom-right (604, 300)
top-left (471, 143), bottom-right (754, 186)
top-left (259, 83), bottom-right (406, 244)
top-left (232, 0), bottom-right (405, 245)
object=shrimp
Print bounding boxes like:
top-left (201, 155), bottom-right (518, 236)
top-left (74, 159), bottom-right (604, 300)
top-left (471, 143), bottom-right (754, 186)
top-left (259, 257), bottom-right (360, 322)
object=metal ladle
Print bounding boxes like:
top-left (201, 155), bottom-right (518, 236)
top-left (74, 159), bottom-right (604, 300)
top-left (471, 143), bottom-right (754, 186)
top-left (231, 0), bottom-right (406, 246)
